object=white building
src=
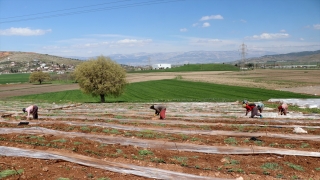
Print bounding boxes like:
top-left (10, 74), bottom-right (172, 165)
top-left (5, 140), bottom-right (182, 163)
top-left (152, 64), bottom-right (171, 70)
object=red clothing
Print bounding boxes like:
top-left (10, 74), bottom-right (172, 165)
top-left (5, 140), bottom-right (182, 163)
top-left (278, 103), bottom-right (288, 115)
top-left (150, 105), bottom-right (166, 119)
top-left (245, 104), bottom-right (254, 111)
top-left (244, 103), bottom-right (256, 115)
top-left (159, 109), bottom-right (166, 119)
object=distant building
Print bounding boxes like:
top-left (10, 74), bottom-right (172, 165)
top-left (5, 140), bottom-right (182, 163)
top-left (152, 64), bottom-right (171, 70)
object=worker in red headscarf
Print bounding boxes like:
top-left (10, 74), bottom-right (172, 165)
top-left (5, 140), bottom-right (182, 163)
top-left (278, 102), bottom-right (288, 115)
top-left (243, 100), bottom-right (263, 118)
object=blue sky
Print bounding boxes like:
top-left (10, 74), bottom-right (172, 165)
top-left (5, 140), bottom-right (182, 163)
top-left (0, 0), bottom-right (319, 57)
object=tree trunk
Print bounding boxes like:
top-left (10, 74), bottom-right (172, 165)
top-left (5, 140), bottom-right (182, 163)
top-left (100, 94), bottom-right (105, 103)
top-left (39, 80), bottom-right (42, 84)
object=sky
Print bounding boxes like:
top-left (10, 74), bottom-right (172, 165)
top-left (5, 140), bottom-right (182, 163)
top-left (0, 0), bottom-right (319, 57)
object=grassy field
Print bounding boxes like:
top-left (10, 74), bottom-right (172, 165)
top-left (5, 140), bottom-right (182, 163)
top-left (130, 63), bottom-right (240, 73)
top-left (0, 73), bottom-right (30, 84)
top-left (10, 79), bottom-right (318, 103)
top-left (0, 73), bottom-right (75, 85)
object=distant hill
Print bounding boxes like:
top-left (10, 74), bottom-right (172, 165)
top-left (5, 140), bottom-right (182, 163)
top-left (230, 50), bottom-right (320, 65)
top-left (0, 51), bottom-right (85, 73)
top-left (0, 51), bottom-right (83, 65)
top-left (1, 50), bottom-right (319, 71)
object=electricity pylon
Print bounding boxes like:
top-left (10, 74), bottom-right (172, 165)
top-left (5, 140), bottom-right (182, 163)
top-left (239, 43), bottom-right (248, 70)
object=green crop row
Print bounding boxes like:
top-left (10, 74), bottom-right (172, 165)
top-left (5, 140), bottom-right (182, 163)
top-left (0, 73), bottom-right (30, 84)
top-left (9, 79), bottom-right (318, 103)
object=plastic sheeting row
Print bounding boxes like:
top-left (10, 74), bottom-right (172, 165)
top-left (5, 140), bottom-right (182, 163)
top-left (2, 119), bottom-right (320, 142)
top-left (0, 146), bottom-right (229, 180)
top-left (1, 127), bottom-right (320, 157)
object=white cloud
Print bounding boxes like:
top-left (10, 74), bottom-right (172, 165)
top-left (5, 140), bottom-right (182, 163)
top-left (180, 28), bottom-right (187, 32)
top-left (300, 38), bottom-right (304, 41)
top-left (202, 22), bottom-right (210, 27)
top-left (117, 39), bottom-right (152, 45)
top-left (280, 29), bottom-right (286, 32)
top-left (192, 23), bottom-right (198, 27)
top-left (195, 39), bottom-right (221, 43)
top-left (246, 33), bottom-right (290, 40)
top-left (313, 24), bottom-right (320, 30)
top-left (88, 34), bottom-right (127, 38)
top-left (0, 27), bottom-right (51, 36)
top-left (200, 15), bottom-right (223, 21)
top-left (240, 19), bottom-right (247, 23)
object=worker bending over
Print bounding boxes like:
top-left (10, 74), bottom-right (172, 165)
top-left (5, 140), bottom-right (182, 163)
top-left (278, 102), bottom-right (288, 115)
top-left (242, 100), bottom-right (263, 118)
top-left (22, 105), bottom-right (38, 120)
top-left (150, 104), bottom-right (166, 119)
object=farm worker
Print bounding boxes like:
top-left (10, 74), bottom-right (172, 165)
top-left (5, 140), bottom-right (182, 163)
top-left (278, 102), bottom-right (288, 115)
top-left (250, 106), bottom-right (263, 118)
top-left (256, 102), bottom-right (264, 113)
top-left (150, 104), bottom-right (166, 119)
top-left (242, 100), bottom-right (256, 116)
top-left (22, 105), bottom-right (38, 120)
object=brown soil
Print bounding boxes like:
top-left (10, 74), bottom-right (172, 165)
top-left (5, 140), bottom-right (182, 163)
top-left (0, 83), bottom-right (79, 99)
top-left (1, 69), bottom-right (320, 179)
top-left (126, 69), bottom-right (320, 95)
top-left (1, 105), bottom-right (320, 180)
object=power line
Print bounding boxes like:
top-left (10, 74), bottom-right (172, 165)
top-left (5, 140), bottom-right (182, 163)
top-left (0, 0), bottom-right (185, 24)
top-left (0, 0), bottom-right (131, 20)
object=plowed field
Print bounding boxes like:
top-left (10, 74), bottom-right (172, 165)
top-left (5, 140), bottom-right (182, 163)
top-left (1, 102), bottom-right (319, 180)
top-left (0, 69), bottom-right (320, 179)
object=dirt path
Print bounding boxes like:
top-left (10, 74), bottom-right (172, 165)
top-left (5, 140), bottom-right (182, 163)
top-left (0, 83), bottom-right (79, 99)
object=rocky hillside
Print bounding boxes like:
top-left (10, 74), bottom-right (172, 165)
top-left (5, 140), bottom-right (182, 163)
top-left (231, 50), bottom-right (320, 65)
top-left (0, 51), bottom-right (84, 73)
top-left (0, 51), bottom-right (83, 65)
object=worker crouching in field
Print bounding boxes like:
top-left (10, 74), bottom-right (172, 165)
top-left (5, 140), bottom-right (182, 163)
top-left (250, 106), bottom-right (263, 118)
top-left (278, 102), bottom-right (288, 115)
top-left (22, 105), bottom-right (38, 120)
top-left (242, 100), bottom-right (256, 116)
top-left (150, 104), bottom-right (166, 120)
top-left (242, 100), bottom-right (263, 118)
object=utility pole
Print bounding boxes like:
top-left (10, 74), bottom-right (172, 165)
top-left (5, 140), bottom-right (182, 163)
top-left (239, 43), bottom-right (248, 70)
top-left (148, 57), bottom-right (151, 70)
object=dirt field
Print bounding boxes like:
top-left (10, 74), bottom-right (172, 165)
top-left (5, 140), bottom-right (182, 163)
top-left (126, 69), bottom-right (320, 95)
top-left (0, 69), bottom-right (320, 180)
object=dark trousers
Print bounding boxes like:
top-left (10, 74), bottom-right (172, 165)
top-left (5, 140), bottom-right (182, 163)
top-left (32, 106), bottom-right (38, 119)
top-left (280, 108), bottom-right (287, 115)
top-left (250, 106), bottom-right (261, 118)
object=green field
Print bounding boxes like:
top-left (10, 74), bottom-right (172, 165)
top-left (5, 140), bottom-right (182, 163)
top-left (10, 79), bottom-right (318, 103)
top-left (0, 73), bottom-right (30, 84)
top-left (130, 63), bottom-right (239, 73)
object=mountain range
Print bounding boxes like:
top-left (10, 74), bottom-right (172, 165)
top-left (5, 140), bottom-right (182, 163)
top-left (1, 50), bottom-right (319, 68)
top-left (231, 50), bottom-right (320, 65)
top-left (71, 50), bottom-right (276, 66)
